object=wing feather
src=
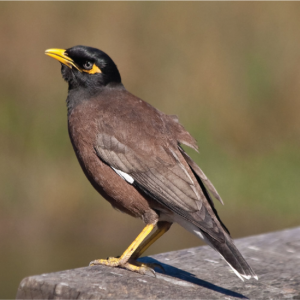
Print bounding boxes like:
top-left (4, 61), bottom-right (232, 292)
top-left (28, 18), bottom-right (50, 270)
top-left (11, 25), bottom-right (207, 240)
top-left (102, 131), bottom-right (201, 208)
top-left (95, 132), bottom-right (225, 242)
top-left (179, 147), bottom-right (224, 205)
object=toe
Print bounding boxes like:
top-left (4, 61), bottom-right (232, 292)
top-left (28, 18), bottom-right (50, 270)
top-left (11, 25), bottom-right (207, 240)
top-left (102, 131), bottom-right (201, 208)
top-left (123, 260), bottom-right (156, 277)
top-left (89, 257), bottom-right (121, 267)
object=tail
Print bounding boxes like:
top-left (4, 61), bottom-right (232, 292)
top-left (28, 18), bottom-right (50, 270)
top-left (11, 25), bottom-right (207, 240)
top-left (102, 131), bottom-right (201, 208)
top-left (177, 148), bottom-right (257, 281)
top-left (173, 214), bottom-right (257, 281)
top-left (203, 231), bottom-right (258, 281)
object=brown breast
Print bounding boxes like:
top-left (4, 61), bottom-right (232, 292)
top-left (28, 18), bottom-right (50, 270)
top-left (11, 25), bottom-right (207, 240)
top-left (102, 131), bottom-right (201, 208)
top-left (67, 91), bottom-right (167, 224)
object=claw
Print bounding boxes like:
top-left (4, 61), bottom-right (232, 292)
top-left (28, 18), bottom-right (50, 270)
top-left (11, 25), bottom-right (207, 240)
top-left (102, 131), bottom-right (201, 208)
top-left (148, 262), bottom-right (165, 273)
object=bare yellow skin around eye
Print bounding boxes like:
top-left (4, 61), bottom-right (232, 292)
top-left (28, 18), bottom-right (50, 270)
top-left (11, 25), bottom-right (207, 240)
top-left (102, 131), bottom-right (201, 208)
top-left (82, 64), bottom-right (101, 74)
top-left (45, 49), bottom-right (102, 74)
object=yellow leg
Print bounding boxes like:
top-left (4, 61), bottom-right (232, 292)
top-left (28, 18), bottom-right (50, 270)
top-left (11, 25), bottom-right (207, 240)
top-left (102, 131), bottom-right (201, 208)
top-left (131, 221), bottom-right (172, 259)
top-left (89, 223), bottom-right (156, 271)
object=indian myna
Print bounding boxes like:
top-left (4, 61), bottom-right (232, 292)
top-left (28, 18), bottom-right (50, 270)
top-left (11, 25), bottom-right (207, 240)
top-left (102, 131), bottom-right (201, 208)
top-left (45, 45), bottom-right (257, 281)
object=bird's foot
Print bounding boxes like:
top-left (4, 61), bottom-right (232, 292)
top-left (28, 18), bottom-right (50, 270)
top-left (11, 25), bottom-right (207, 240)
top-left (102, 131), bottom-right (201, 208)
top-left (124, 260), bottom-right (156, 276)
top-left (89, 257), bottom-right (122, 267)
top-left (129, 259), bottom-right (166, 274)
top-left (89, 257), bottom-right (160, 276)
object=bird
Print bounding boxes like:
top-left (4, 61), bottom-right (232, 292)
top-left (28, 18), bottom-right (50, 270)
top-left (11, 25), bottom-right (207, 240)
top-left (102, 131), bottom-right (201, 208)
top-left (45, 45), bottom-right (257, 281)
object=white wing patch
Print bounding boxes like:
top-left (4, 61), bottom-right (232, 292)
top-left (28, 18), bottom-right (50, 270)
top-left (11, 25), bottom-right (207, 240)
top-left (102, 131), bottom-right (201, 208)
top-left (111, 167), bottom-right (134, 184)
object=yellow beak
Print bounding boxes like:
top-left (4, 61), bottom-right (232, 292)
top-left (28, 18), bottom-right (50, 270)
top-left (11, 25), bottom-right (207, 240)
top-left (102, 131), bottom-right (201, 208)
top-left (45, 48), bottom-right (82, 72)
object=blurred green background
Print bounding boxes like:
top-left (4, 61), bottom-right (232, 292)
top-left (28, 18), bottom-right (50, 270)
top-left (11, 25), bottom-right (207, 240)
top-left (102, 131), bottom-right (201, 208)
top-left (1, 2), bottom-right (300, 298)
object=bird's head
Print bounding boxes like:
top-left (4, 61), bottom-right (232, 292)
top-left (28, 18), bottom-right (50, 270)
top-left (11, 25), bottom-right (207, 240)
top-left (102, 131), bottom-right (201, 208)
top-left (45, 45), bottom-right (122, 90)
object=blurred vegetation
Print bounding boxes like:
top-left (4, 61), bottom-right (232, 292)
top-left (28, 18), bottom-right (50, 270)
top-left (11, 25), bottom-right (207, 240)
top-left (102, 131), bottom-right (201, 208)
top-left (1, 2), bottom-right (300, 298)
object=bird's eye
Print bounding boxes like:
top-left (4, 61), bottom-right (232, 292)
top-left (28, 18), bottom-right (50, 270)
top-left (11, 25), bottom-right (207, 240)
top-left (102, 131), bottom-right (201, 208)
top-left (83, 61), bottom-right (93, 70)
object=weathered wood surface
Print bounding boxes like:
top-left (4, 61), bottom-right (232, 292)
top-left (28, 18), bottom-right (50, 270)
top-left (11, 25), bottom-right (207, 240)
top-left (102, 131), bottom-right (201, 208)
top-left (17, 227), bottom-right (300, 299)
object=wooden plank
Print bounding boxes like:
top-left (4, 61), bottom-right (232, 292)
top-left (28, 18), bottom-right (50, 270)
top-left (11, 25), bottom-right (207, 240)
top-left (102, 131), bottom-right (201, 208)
top-left (16, 227), bottom-right (300, 299)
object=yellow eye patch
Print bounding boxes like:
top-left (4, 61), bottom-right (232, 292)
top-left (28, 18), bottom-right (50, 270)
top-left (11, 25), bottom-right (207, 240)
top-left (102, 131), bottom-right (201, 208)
top-left (82, 64), bottom-right (101, 74)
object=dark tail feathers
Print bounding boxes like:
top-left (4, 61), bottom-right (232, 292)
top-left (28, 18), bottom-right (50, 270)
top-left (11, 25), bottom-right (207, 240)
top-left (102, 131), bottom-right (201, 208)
top-left (203, 231), bottom-right (258, 281)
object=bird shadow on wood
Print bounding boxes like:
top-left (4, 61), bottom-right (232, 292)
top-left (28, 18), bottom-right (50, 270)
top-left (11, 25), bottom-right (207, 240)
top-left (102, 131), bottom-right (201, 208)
top-left (138, 257), bottom-right (248, 299)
